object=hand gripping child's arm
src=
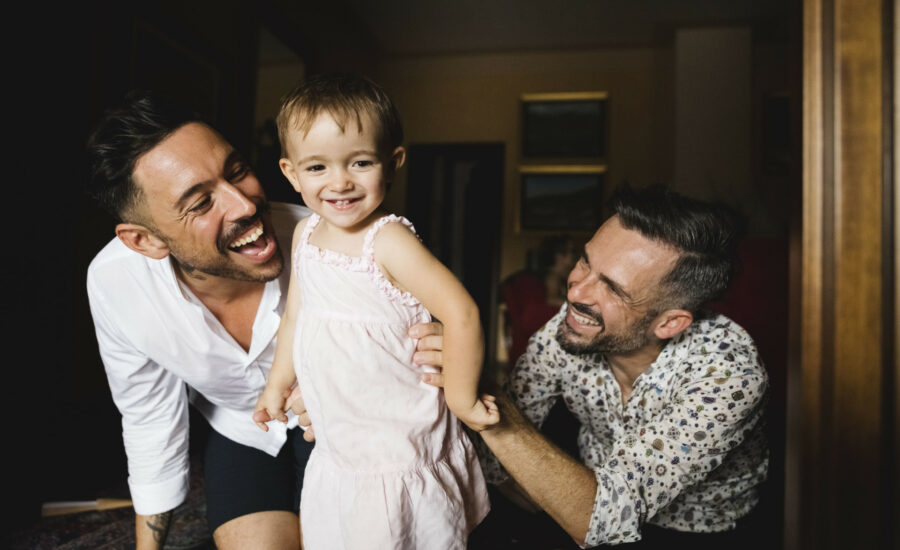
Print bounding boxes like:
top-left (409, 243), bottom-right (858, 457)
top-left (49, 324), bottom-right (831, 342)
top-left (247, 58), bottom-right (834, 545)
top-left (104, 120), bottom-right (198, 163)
top-left (374, 221), bottom-right (500, 432)
top-left (254, 220), bottom-right (306, 431)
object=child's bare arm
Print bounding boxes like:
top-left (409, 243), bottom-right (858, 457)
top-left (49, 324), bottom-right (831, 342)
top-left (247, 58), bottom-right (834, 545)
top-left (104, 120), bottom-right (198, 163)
top-left (375, 222), bottom-right (499, 431)
top-left (254, 220), bottom-right (305, 431)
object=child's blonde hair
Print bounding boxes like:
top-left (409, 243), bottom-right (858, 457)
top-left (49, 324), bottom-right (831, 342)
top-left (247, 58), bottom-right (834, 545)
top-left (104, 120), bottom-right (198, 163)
top-left (277, 72), bottom-right (404, 157)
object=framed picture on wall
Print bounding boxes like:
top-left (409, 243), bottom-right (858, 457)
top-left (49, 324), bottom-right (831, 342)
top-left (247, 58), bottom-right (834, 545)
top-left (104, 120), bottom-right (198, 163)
top-left (522, 92), bottom-right (608, 158)
top-left (518, 165), bottom-right (607, 232)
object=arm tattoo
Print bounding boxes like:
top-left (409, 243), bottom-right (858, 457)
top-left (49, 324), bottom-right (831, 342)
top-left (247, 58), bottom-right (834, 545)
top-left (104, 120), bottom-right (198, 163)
top-left (146, 511), bottom-right (173, 544)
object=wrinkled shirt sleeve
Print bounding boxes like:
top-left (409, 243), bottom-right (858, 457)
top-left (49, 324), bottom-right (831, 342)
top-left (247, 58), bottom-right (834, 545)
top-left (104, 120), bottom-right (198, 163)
top-left (87, 275), bottom-right (190, 516)
top-left (583, 336), bottom-right (768, 546)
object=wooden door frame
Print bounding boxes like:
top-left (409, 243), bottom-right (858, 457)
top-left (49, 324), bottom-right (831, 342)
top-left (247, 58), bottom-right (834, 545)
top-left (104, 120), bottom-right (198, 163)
top-left (787, 0), bottom-right (897, 548)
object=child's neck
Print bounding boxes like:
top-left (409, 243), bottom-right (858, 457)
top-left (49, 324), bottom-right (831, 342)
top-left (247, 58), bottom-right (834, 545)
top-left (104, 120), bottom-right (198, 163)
top-left (310, 208), bottom-right (386, 256)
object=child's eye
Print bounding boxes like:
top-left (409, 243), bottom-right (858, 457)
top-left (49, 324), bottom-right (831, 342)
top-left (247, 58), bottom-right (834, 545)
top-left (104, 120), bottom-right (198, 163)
top-left (353, 160), bottom-right (374, 168)
top-left (306, 164), bottom-right (325, 172)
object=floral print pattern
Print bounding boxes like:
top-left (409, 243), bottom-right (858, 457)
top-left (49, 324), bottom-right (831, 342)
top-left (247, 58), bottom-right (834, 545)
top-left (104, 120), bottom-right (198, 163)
top-left (480, 305), bottom-right (768, 546)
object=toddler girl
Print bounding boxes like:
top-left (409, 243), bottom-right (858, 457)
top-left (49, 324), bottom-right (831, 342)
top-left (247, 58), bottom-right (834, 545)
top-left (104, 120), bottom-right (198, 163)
top-left (254, 73), bottom-right (497, 549)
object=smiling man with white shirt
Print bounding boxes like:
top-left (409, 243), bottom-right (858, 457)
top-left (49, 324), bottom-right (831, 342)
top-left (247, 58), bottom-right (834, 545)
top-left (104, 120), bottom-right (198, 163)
top-left (85, 92), bottom-right (442, 550)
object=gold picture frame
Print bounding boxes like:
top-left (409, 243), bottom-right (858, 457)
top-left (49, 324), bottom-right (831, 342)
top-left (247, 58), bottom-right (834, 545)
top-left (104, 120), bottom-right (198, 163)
top-left (521, 92), bottom-right (609, 159)
top-left (516, 165), bottom-right (607, 234)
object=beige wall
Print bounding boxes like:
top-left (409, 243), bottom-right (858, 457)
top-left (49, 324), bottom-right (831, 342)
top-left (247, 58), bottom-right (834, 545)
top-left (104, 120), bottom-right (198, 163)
top-left (674, 28), bottom-right (752, 205)
top-left (376, 47), bottom-right (674, 279)
top-left (255, 62), bottom-right (305, 131)
top-left (253, 26), bottom-right (306, 156)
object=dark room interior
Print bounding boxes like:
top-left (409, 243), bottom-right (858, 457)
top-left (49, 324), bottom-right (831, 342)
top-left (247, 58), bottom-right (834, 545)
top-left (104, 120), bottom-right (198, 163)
top-left (7, 1), bottom-right (897, 549)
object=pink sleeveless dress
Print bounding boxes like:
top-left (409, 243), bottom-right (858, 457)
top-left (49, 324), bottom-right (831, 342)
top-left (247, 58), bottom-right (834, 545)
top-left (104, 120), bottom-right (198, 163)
top-left (293, 213), bottom-right (490, 550)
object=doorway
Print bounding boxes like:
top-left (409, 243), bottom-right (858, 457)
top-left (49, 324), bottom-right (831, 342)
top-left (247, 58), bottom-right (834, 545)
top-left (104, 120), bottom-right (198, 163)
top-left (405, 143), bottom-right (505, 372)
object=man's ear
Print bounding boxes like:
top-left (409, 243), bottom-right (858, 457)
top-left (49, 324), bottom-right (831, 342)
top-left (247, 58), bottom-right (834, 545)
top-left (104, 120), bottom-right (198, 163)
top-left (115, 223), bottom-right (170, 260)
top-left (279, 158), bottom-right (303, 194)
top-left (652, 309), bottom-right (694, 340)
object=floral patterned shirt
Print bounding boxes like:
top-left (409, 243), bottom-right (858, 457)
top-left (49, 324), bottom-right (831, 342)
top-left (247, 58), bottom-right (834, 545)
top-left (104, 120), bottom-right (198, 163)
top-left (480, 305), bottom-right (769, 546)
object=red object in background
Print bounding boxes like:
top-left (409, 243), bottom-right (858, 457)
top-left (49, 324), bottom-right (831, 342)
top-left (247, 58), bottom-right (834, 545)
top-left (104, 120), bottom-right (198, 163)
top-left (707, 235), bottom-right (789, 441)
top-left (708, 237), bottom-right (789, 396)
top-left (502, 271), bottom-right (562, 365)
top-left (708, 236), bottom-right (789, 543)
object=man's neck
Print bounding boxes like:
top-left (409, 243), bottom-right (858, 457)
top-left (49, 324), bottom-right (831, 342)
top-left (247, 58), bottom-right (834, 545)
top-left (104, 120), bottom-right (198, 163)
top-left (173, 261), bottom-right (263, 305)
top-left (172, 261), bottom-right (266, 352)
top-left (605, 341), bottom-right (666, 404)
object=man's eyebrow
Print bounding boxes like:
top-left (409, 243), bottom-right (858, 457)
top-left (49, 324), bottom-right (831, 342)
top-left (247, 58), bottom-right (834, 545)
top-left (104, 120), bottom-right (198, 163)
top-left (174, 181), bottom-right (211, 211)
top-left (174, 151), bottom-right (247, 211)
top-left (224, 150), bottom-right (247, 170)
top-left (599, 273), bottom-right (633, 302)
top-left (582, 246), bottom-right (634, 301)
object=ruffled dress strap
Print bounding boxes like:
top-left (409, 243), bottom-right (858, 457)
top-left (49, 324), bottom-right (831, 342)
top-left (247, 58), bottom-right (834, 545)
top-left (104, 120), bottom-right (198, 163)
top-left (292, 212), bottom-right (320, 275)
top-left (299, 212), bottom-right (321, 246)
top-left (362, 214), bottom-right (421, 306)
top-left (294, 212), bottom-right (373, 272)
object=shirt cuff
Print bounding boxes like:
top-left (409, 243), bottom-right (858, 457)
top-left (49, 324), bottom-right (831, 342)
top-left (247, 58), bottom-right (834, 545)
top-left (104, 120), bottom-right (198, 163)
top-left (128, 466), bottom-right (190, 516)
top-left (583, 470), bottom-right (642, 547)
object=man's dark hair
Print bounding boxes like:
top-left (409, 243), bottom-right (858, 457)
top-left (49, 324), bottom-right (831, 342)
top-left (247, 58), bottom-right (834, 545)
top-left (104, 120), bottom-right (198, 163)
top-left (609, 184), bottom-right (744, 314)
top-left (86, 91), bottom-right (203, 222)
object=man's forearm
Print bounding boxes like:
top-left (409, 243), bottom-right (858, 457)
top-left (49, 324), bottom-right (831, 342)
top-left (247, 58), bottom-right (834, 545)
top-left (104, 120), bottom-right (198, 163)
top-left (481, 394), bottom-right (596, 546)
top-left (135, 510), bottom-right (173, 550)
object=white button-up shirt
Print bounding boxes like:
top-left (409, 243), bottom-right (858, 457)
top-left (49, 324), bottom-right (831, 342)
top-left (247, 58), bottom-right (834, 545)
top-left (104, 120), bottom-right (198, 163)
top-left (87, 202), bottom-right (311, 515)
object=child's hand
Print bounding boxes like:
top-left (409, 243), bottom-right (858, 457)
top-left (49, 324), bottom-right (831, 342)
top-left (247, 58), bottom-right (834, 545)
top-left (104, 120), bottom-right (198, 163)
top-left (254, 387), bottom-right (289, 432)
top-left (285, 385), bottom-right (316, 443)
top-left (455, 393), bottom-right (500, 432)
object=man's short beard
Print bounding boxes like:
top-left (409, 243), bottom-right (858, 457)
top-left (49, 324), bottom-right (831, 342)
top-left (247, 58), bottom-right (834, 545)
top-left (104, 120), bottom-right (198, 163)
top-left (161, 200), bottom-right (285, 283)
top-left (555, 305), bottom-right (655, 356)
top-left (173, 250), bottom-right (284, 283)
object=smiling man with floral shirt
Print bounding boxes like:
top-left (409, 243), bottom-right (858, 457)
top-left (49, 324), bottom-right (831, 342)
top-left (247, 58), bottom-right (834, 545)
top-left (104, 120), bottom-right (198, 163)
top-left (477, 185), bottom-right (768, 548)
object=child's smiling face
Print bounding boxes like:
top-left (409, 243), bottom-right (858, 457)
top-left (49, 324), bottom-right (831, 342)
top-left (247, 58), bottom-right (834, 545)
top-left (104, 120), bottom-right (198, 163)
top-left (279, 111), bottom-right (405, 233)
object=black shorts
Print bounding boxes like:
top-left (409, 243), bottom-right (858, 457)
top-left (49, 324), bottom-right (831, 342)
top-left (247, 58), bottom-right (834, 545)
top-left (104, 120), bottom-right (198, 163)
top-left (202, 424), bottom-right (313, 533)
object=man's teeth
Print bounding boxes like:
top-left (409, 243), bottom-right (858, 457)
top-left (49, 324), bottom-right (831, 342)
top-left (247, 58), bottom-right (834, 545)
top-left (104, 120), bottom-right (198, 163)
top-left (228, 223), bottom-right (264, 249)
top-left (572, 310), bottom-right (600, 326)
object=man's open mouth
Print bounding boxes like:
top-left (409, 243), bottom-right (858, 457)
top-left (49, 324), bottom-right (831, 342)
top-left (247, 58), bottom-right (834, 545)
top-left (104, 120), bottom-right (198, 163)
top-left (570, 310), bottom-right (600, 326)
top-left (228, 221), bottom-right (263, 248)
top-left (568, 303), bottom-right (604, 329)
top-left (226, 220), bottom-right (273, 258)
